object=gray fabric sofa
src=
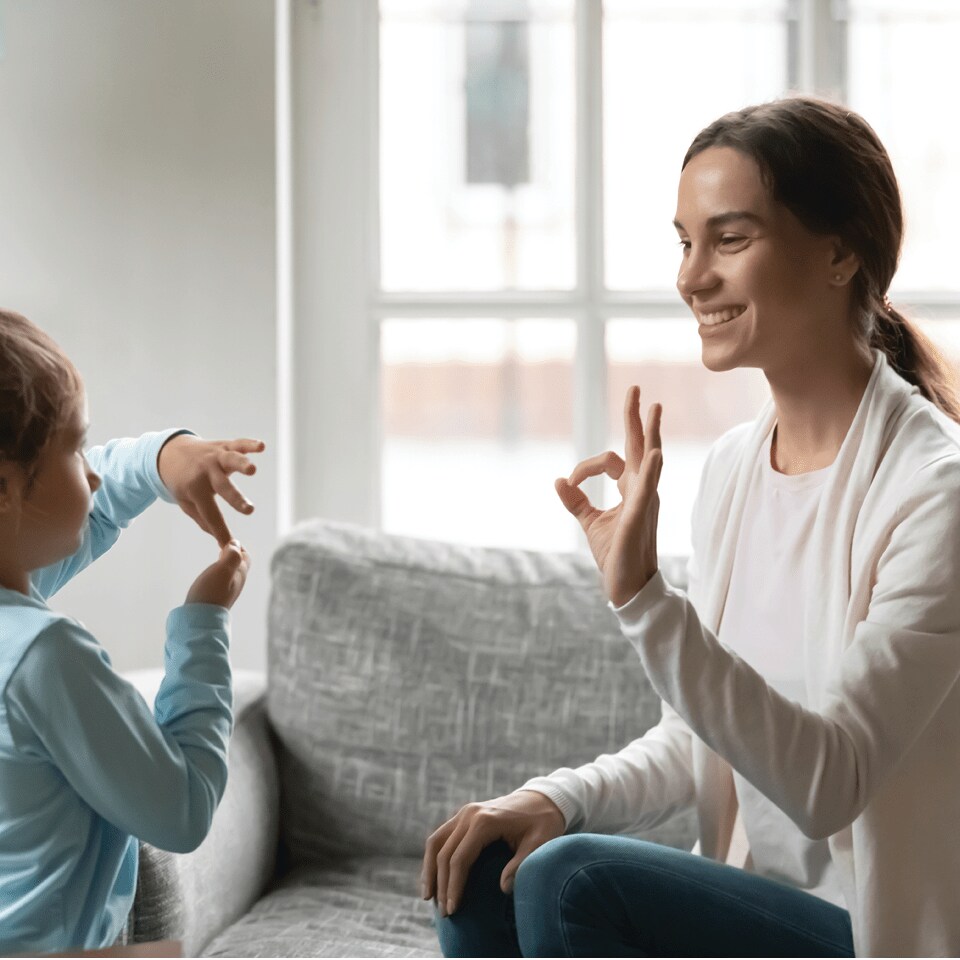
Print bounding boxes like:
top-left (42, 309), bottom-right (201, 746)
top-left (127, 518), bottom-right (697, 957)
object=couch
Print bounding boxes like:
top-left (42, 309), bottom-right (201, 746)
top-left (126, 518), bottom-right (697, 957)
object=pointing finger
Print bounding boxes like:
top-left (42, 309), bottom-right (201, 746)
top-left (195, 497), bottom-right (232, 548)
top-left (567, 451), bottom-right (626, 488)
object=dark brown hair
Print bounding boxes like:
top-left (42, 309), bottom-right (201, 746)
top-left (0, 309), bottom-right (83, 495)
top-left (682, 94), bottom-right (960, 424)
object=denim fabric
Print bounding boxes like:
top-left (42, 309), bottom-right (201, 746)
top-left (435, 835), bottom-right (855, 958)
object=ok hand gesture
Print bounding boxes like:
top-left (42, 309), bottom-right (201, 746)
top-left (555, 387), bottom-right (663, 607)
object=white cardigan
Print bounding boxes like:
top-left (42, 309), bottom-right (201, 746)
top-left (523, 349), bottom-right (960, 957)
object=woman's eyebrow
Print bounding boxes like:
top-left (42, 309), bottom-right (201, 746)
top-left (672, 211), bottom-right (765, 231)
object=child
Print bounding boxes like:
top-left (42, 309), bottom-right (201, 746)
top-left (0, 309), bottom-right (263, 953)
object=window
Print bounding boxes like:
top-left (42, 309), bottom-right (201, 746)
top-left (295, 0), bottom-right (960, 552)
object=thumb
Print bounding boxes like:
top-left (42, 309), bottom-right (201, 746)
top-left (555, 477), bottom-right (588, 519)
top-left (499, 839), bottom-right (538, 895)
top-left (219, 540), bottom-right (243, 563)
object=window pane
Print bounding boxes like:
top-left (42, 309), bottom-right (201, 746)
top-left (380, 0), bottom-right (576, 291)
top-left (847, 1), bottom-right (960, 293)
top-left (914, 317), bottom-right (960, 383)
top-left (606, 319), bottom-right (769, 555)
top-left (381, 319), bottom-right (578, 550)
top-left (603, 0), bottom-right (789, 291)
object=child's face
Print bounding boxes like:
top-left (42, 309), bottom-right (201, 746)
top-left (16, 390), bottom-right (102, 572)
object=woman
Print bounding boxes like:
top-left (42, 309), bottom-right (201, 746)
top-left (420, 95), bottom-right (960, 958)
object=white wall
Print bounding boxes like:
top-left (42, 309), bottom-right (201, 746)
top-left (0, 1), bottom-right (278, 673)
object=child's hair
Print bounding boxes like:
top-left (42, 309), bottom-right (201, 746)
top-left (0, 309), bottom-right (83, 495)
top-left (682, 94), bottom-right (960, 424)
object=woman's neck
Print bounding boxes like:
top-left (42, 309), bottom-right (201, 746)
top-left (766, 344), bottom-right (875, 476)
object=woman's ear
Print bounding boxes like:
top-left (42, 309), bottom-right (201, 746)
top-left (828, 237), bottom-right (861, 285)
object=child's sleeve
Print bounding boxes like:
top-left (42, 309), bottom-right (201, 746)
top-left (30, 428), bottom-right (194, 599)
top-left (3, 603), bottom-right (232, 854)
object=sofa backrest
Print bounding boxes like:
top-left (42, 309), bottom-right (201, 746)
top-left (267, 519), bottom-right (695, 864)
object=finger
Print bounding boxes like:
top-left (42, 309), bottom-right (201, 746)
top-left (621, 448), bottom-right (663, 529)
top-left (212, 474), bottom-right (255, 515)
top-left (647, 402), bottom-right (663, 456)
top-left (221, 540), bottom-right (244, 561)
top-left (445, 825), bottom-right (493, 915)
top-left (500, 833), bottom-right (542, 895)
top-left (623, 385), bottom-right (644, 471)
top-left (222, 438), bottom-right (267, 455)
top-left (566, 451), bottom-right (626, 488)
top-left (555, 477), bottom-right (602, 529)
top-left (219, 449), bottom-right (258, 477)
top-left (195, 497), bottom-right (233, 548)
top-left (421, 820), bottom-right (455, 900)
top-left (180, 499), bottom-right (214, 539)
top-left (436, 821), bottom-right (470, 915)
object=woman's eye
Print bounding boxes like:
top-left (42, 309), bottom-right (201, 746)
top-left (720, 236), bottom-right (745, 246)
top-left (676, 240), bottom-right (690, 251)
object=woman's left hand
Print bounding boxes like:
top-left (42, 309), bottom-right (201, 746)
top-left (158, 434), bottom-right (266, 547)
top-left (556, 386), bottom-right (663, 607)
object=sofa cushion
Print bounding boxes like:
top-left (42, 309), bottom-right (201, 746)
top-left (267, 519), bottom-right (695, 866)
top-left (201, 856), bottom-right (438, 958)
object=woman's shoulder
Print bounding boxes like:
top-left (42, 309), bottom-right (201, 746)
top-left (884, 397), bottom-right (960, 488)
top-left (701, 419), bottom-right (759, 483)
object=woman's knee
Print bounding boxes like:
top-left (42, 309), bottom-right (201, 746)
top-left (434, 840), bottom-right (519, 958)
top-left (515, 833), bottom-right (607, 899)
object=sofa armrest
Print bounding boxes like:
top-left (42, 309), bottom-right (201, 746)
top-left (124, 669), bottom-right (280, 957)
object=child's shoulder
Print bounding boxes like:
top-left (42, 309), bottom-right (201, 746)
top-left (0, 595), bottom-right (96, 701)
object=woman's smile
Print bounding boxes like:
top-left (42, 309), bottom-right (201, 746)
top-left (697, 304), bottom-right (748, 332)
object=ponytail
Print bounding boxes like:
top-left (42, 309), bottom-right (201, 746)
top-left (869, 298), bottom-right (960, 425)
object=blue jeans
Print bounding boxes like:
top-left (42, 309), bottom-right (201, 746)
top-left (434, 834), bottom-right (855, 957)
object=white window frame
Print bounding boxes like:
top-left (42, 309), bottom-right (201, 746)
top-left (280, 0), bottom-right (960, 532)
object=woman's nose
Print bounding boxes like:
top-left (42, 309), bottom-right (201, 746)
top-left (677, 248), bottom-right (720, 299)
top-left (88, 471), bottom-right (101, 493)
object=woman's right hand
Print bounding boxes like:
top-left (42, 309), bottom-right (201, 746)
top-left (421, 789), bottom-right (566, 917)
top-left (185, 539), bottom-right (250, 609)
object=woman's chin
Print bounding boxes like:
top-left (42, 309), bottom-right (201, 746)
top-left (700, 344), bottom-right (744, 373)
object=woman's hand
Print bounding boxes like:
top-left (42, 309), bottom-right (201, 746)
top-left (158, 434), bottom-right (266, 547)
top-left (556, 386), bottom-right (663, 607)
top-left (421, 790), bottom-right (565, 917)
top-left (185, 539), bottom-right (250, 609)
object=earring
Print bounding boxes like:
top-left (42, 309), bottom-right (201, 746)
top-left (834, 274), bottom-right (843, 282)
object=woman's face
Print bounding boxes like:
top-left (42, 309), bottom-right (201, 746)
top-left (674, 145), bottom-right (846, 375)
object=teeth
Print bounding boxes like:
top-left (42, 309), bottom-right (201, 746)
top-left (698, 305), bottom-right (746, 326)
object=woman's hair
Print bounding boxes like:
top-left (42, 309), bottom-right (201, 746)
top-left (682, 94), bottom-right (960, 424)
top-left (0, 309), bottom-right (83, 494)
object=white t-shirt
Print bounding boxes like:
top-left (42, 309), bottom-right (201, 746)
top-left (717, 425), bottom-right (845, 908)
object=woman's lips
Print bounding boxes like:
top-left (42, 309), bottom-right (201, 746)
top-left (697, 304), bottom-right (747, 325)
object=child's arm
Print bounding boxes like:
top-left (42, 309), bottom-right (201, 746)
top-left (31, 430), bottom-right (264, 600)
top-left (4, 603), bottom-right (231, 854)
top-left (30, 429), bottom-right (194, 599)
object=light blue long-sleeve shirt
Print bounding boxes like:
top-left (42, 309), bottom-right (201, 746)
top-left (0, 429), bottom-right (234, 954)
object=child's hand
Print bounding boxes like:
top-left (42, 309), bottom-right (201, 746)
top-left (185, 539), bottom-right (250, 609)
top-left (158, 434), bottom-right (266, 547)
